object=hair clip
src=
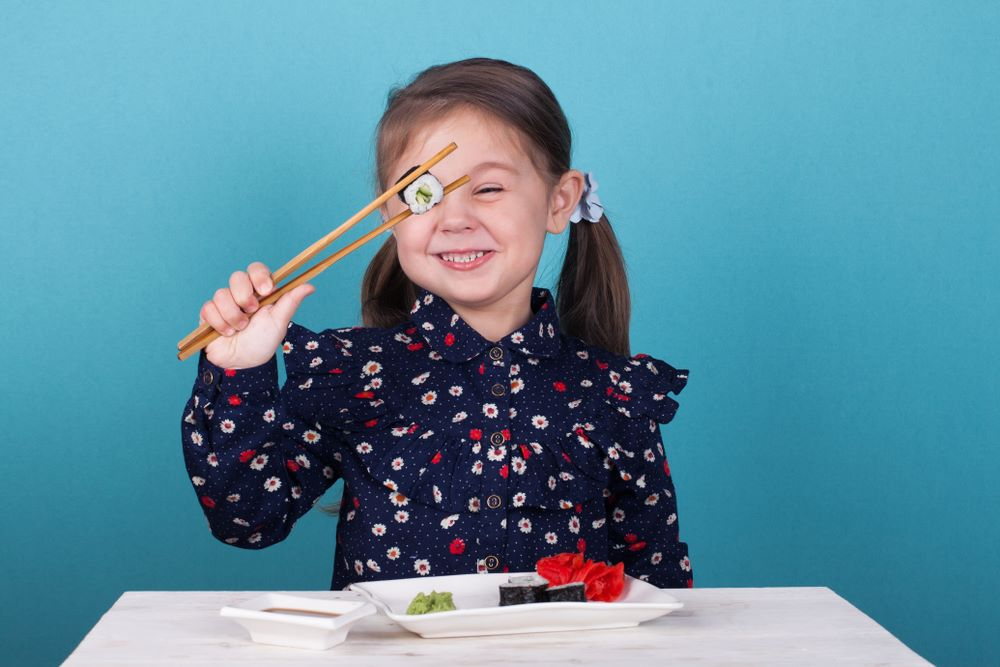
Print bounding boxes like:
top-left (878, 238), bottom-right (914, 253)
top-left (569, 172), bottom-right (604, 223)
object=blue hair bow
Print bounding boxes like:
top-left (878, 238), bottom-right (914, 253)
top-left (569, 172), bottom-right (604, 223)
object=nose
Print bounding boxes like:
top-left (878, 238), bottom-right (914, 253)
top-left (434, 186), bottom-right (480, 233)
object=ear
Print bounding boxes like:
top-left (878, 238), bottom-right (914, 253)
top-left (547, 169), bottom-right (585, 235)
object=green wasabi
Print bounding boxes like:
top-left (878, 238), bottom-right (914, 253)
top-left (406, 590), bottom-right (457, 615)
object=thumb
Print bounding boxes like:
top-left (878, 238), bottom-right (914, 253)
top-left (269, 283), bottom-right (316, 326)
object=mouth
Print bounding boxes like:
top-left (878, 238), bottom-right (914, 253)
top-left (435, 250), bottom-right (496, 271)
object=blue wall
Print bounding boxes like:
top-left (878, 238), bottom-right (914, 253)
top-left (1, 2), bottom-right (997, 665)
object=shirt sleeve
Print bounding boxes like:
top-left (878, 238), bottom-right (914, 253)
top-left (602, 354), bottom-right (693, 588)
top-left (180, 343), bottom-right (346, 549)
top-left (605, 413), bottom-right (693, 588)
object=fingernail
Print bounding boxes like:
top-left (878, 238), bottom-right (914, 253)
top-left (224, 327), bottom-right (235, 336)
top-left (261, 281), bottom-right (272, 294)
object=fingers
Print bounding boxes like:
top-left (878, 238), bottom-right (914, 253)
top-left (212, 286), bottom-right (249, 332)
top-left (200, 299), bottom-right (235, 337)
top-left (229, 270), bottom-right (258, 314)
top-left (269, 283), bottom-right (316, 327)
top-left (198, 261), bottom-right (275, 339)
top-left (247, 261), bottom-right (274, 296)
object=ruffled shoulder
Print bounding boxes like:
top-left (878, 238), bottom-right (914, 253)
top-left (566, 346), bottom-right (689, 489)
top-left (280, 321), bottom-right (396, 432)
top-left (598, 349), bottom-right (689, 425)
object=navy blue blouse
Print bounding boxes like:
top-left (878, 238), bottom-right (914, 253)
top-left (181, 285), bottom-right (692, 591)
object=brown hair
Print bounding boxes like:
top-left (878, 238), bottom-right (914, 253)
top-left (362, 57), bottom-right (633, 355)
top-left (321, 57), bottom-right (634, 517)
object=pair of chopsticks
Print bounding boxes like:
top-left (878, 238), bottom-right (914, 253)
top-left (176, 141), bottom-right (468, 361)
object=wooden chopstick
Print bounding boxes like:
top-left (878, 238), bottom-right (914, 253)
top-left (176, 174), bottom-right (471, 361)
top-left (176, 141), bottom-right (458, 353)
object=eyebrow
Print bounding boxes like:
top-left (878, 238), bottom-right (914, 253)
top-left (471, 160), bottom-right (519, 175)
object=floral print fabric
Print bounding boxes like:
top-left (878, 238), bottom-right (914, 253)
top-left (181, 286), bottom-right (693, 590)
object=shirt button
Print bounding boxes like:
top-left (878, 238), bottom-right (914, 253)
top-left (486, 494), bottom-right (502, 509)
top-left (485, 554), bottom-right (500, 570)
top-left (490, 431), bottom-right (505, 446)
top-left (201, 369), bottom-right (214, 385)
top-left (491, 383), bottom-right (505, 397)
top-left (489, 346), bottom-right (504, 361)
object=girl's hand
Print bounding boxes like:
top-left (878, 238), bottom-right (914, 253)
top-left (200, 261), bottom-right (316, 369)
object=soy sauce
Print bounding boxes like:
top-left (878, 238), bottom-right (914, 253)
top-left (261, 607), bottom-right (345, 618)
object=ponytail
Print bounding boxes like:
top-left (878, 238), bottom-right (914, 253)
top-left (556, 213), bottom-right (632, 356)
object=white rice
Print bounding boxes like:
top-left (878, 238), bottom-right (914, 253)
top-left (402, 173), bottom-right (445, 214)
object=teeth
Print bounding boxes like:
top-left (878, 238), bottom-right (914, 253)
top-left (441, 251), bottom-right (486, 263)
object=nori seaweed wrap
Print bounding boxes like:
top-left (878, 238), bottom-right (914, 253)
top-left (544, 581), bottom-right (586, 602)
top-left (498, 574), bottom-right (550, 606)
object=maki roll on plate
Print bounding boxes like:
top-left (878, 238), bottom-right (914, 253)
top-left (545, 582), bottom-right (587, 603)
top-left (498, 574), bottom-right (550, 606)
top-left (395, 165), bottom-right (445, 215)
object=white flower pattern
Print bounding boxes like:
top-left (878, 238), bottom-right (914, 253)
top-left (181, 285), bottom-right (692, 591)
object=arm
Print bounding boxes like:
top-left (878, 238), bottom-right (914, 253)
top-left (604, 416), bottom-right (693, 588)
top-left (180, 348), bottom-right (342, 549)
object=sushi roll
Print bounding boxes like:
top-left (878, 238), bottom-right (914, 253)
top-left (498, 574), bottom-right (550, 606)
top-left (545, 581), bottom-right (586, 602)
top-left (395, 165), bottom-right (444, 215)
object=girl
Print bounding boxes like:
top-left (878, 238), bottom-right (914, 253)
top-left (181, 57), bottom-right (693, 591)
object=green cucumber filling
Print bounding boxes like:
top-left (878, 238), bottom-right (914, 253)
top-left (415, 184), bottom-right (434, 206)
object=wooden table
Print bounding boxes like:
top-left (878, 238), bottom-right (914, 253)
top-left (62, 587), bottom-right (931, 665)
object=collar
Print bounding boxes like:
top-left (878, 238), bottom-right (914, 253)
top-left (408, 286), bottom-right (563, 363)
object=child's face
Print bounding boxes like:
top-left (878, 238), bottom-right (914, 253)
top-left (383, 108), bottom-right (583, 311)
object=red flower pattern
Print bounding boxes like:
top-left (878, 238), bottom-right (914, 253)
top-left (181, 286), bottom-right (691, 592)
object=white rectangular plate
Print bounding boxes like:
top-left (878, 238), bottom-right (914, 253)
top-left (348, 571), bottom-right (683, 638)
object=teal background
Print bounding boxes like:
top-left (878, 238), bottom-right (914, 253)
top-left (1, 1), bottom-right (997, 665)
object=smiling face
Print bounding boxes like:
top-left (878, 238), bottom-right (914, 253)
top-left (381, 107), bottom-right (583, 321)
